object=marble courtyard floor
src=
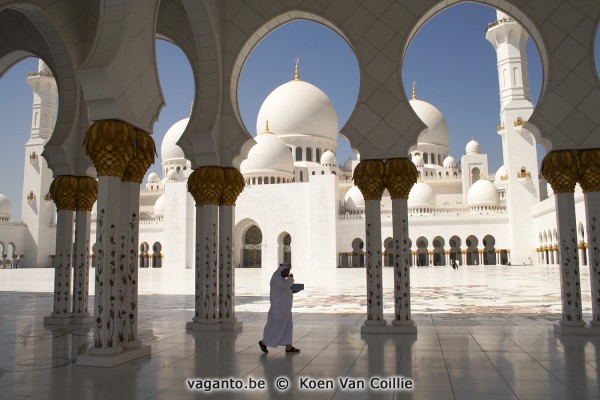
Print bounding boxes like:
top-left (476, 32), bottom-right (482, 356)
top-left (0, 265), bottom-right (599, 399)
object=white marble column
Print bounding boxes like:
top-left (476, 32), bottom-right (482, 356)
top-left (553, 192), bottom-right (585, 332)
top-left (219, 204), bottom-right (241, 330)
top-left (122, 182), bottom-right (143, 347)
top-left (188, 204), bottom-right (220, 331)
top-left (45, 209), bottom-right (74, 324)
top-left (584, 191), bottom-right (600, 327)
top-left (364, 199), bottom-right (385, 328)
top-left (71, 210), bottom-right (92, 323)
top-left (390, 198), bottom-right (416, 333)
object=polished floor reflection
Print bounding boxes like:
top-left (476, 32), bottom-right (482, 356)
top-left (0, 266), bottom-right (598, 399)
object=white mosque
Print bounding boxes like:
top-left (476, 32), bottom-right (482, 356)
top-left (0, 12), bottom-right (590, 272)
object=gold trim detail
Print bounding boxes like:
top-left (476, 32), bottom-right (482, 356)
top-left (541, 151), bottom-right (579, 193)
top-left (188, 167), bottom-right (224, 206)
top-left (76, 177), bottom-right (98, 211)
top-left (578, 149), bottom-right (600, 193)
top-left (123, 130), bottom-right (156, 183)
top-left (220, 168), bottom-right (245, 206)
top-left (49, 176), bottom-right (78, 211)
top-left (353, 160), bottom-right (386, 201)
top-left (84, 120), bottom-right (136, 177)
top-left (385, 158), bottom-right (418, 200)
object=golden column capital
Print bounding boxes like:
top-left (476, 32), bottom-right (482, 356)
top-left (384, 158), bottom-right (418, 199)
top-left (188, 167), bottom-right (224, 206)
top-left (83, 120), bottom-right (136, 177)
top-left (220, 168), bottom-right (245, 206)
top-left (49, 175), bottom-right (78, 211)
top-left (541, 150), bottom-right (579, 193)
top-left (123, 130), bottom-right (156, 183)
top-left (75, 177), bottom-right (98, 211)
top-left (578, 148), bottom-right (600, 193)
top-left (353, 159), bottom-right (386, 201)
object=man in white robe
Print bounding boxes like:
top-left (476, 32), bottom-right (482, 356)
top-left (259, 263), bottom-right (300, 353)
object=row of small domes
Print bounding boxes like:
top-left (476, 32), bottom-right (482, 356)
top-left (344, 179), bottom-right (500, 211)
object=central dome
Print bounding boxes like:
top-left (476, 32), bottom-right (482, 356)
top-left (161, 118), bottom-right (188, 163)
top-left (410, 99), bottom-right (449, 147)
top-left (256, 80), bottom-right (339, 142)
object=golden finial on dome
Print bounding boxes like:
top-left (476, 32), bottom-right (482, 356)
top-left (260, 119), bottom-right (272, 135)
top-left (412, 82), bottom-right (416, 100)
top-left (294, 58), bottom-right (300, 81)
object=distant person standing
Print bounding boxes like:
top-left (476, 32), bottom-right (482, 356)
top-left (452, 259), bottom-right (458, 270)
top-left (259, 262), bottom-right (300, 353)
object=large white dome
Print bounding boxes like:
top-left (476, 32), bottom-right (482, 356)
top-left (0, 194), bottom-right (11, 219)
top-left (240, 132), bottom-right (294, 175)
top-left (256, 79), bottom-right (339, 142)
top-left (154, 194), bottom-right (166, 217)
top-left (409, 99), bottom-right (449, 147)
top-left (161, 118), bottom-right (188, 163)
top-left (408, 182), bottom-right (435, 208)
top-left (467, 180), bottom-right (500, 206)
top-left (344, 186), bottom-right (365, 210)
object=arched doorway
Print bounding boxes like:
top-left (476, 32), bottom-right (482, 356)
top-left (278, 232), bottom-right (292, 265)
top-left (351, 238), bottom-right (365, 268)
top-left (152, 242), bottom-right (162, 268)
top-left (449, 235), bottom-right (462, 265)
top-left (465, 235), bottom-right (479, 265)
top-left (139, 242), bottom-right (150, 269)
top-left (432, 236), bottom-right (445, 266)
top-left (243, 225), bottom-right (262, 268)
top-left (482, 235), bottom-right (496, 265)
top-left (383, 237), bottom-right (395, 267)
top-left (416, 237), bottom-right (429, 267)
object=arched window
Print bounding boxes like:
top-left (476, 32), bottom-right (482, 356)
top-left (295, 147), bottom-right (302, 161)
top-left (306, 147), bottom-right (313, 162)
top-left (243, 226), bottom-right (263, 268)
top-left (283, 234), bottom-right (291, 264)
top-left (316, 148), bottom-right (321, 162)
top-left (471, 167), bottom-right (481, 184)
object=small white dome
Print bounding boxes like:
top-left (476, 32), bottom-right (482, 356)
top-left (410, 99), bottom-right (449, 148)
top-left (343, 157), bottom-right (354, 171)
top-left (495, 165), bottom-right (508, 182)
top-left (240, 132), bottom-right (294, 175)
top-left (256, 79), bottom-right (339, 142)
top-left (148, 172), bottom-right (160, 182)
top-left (408, 182), bottom-right (435, 208)
top-left (320, 150), bottom-right (336, 166)
top-left (443, 156), bottom-right (456, 168)
top-left (466, 140), bottom-right (480, 155)
top-left (0, 194), bottom-right (11, 218)
top-left (154, 194), bottom-right (166, 217)
top-left (412, 153), bottom-right (424, 167)
top-left (166, 169), bottom-right (179, 181)
top-left (161, 118), bottom-right (189, 164)
top-left (467, 180), bottom-right (500, 206)
top-left (344, 186), bottom-right (365, 210)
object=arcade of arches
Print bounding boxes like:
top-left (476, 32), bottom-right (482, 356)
top-left (1, 0), bottom-right (599, 368)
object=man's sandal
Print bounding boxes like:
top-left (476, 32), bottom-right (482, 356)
top-left (259, 341), bottom-right (268, 353)
top-left (285, 346), bottom-right (300, 353)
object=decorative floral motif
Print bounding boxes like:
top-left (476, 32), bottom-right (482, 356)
top-left (541, 151), bottom-right (579, 193)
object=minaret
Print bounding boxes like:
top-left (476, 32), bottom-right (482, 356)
top-left (486, 11), bottom-right (540, 264)
top-left (21, 59), bottom-right (57, 267)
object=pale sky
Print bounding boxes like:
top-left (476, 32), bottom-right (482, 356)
top-left (1, 3), bottom-right (598, 220)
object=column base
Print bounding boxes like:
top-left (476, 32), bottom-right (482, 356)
top-left (44, 314), bottom-right (72, 325)
top-left (554, 320), bottom-right (591, 335)
top-left (590, 320), bottom-right (600, 328)
top-left (122, 339), bottom-right (143, 349)
top-left (187, 319), bottom-right (221, 332)
top-left (70, 313), bottom-right (94, 325)
top-left (361, 319), bottom-right (388, 334)
top-left (390, 319), bottom-right (418, 334)
top-left (77, 344), bottom-right (150, 367)
top-left (220, 318), bottom-right (243, 331)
